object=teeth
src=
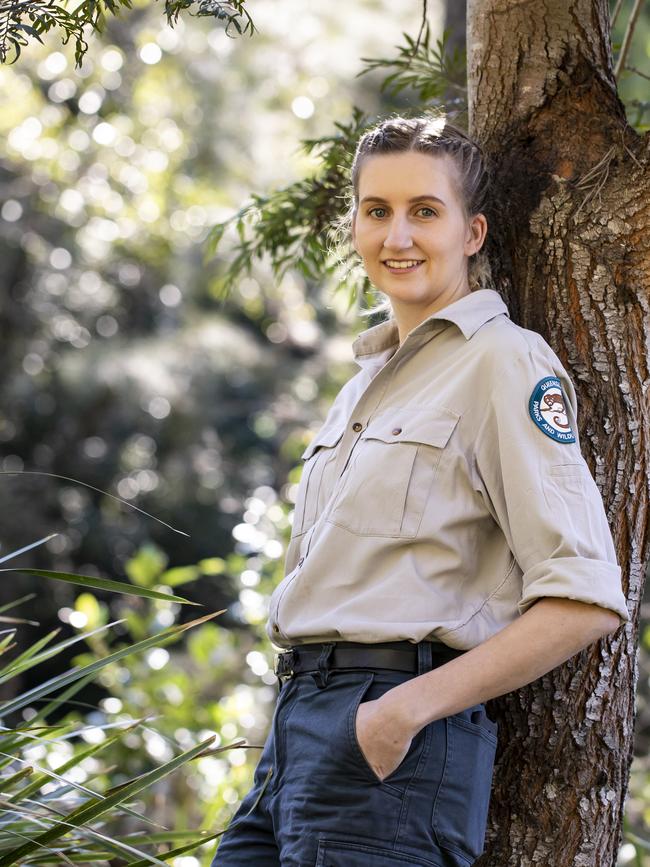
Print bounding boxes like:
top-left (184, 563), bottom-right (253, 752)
top-left (384, 259), bottom-right (423, 269)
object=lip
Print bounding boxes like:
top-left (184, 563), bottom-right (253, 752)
top-left (382, 259), bottom-right (425, 274)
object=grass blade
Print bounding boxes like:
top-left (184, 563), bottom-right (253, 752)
top-left (0, 569), bottom-right (200, 605)
top-left (0, 736), bottom-right (215, 865)
top-left (0, 611), bottom-right (223, 721)
top-left (0, 594), bottom-right (37, 615)
top-left (0, 622), bottom-right (124, 684)
top-left (8, 721), bottom-right (140, 803)
top-left (0, 535), bottom-right (59, 565)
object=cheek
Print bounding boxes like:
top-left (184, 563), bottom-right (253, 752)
top-left (428, 230), bottom-right (461, 257)
top-left (354, 228), bottom-right (379, 257)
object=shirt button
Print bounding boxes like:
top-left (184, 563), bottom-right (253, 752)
top-left (298, 557), bottom-right (305, 566)
top-left (352, 422), bottom-right (362, 432)
top-left (392, 427), bottom-right (402, 435)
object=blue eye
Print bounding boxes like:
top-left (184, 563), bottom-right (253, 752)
top-left (368, 205), bottom-right (438, 219)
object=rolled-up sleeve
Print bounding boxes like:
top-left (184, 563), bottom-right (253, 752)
top-left (474, 344), bottom-right (630, 626)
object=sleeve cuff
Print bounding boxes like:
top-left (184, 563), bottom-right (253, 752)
top-left (517, 557), bottom-right (630, 624)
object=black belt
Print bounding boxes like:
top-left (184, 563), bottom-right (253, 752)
top-left (274, 639), bottom-right (465, 679)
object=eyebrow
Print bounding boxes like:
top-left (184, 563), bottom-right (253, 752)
top-left (359, 195), bottom-right (447, 207)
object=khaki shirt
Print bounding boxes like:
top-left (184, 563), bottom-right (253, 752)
top-left (266, 289), bottom-right (630, 650)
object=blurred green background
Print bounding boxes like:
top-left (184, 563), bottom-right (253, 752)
top-left (0, 0), bottom-right (648, 864)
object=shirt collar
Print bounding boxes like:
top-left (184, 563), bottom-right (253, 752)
top-left (352, 289), bottom-right (510, 364)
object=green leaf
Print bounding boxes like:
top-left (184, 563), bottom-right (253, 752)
top-left (197, 557), bottom-right (225, 576)
top-left (0, 628), bottom-right (61, 679)
top-left (0, 593), bottom-right (37, 614)
top-left (0, 736), bottom-right (216, 865)
top-left (0, 611), bottom-right (224, 719)
top-left (0, 766), bottom-right (34, 792)
top-left (125, 544), bottom-right (169, 588)
top-left (0, 569), bottom-right (198, 605)
top-left (7, 721), bottom-right (140, 803)
top-left (159, 565), bottom-right (200, 587)
top-left (126, 829), bottom-right (224, 866)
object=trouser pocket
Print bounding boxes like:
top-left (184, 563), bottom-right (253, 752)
top-left (346, 671), bottom-right (430, 795)
top-left (277, 672), bottom-right (421, 847)
top-left (431, 705), bottom-right (498, 863)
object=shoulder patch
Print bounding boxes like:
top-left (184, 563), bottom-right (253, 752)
top-left (528, 376), bottom-right (576, 443)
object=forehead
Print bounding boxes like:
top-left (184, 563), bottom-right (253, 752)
top-left (356, 150), bottom-right (459, 200)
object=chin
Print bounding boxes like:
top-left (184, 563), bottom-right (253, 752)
top-left (382, 286), bottom-right (433, 302)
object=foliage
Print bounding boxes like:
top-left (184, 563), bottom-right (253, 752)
top-left (0, 535), bottom-right (229, 864)
top-left (0, 0), bottom-right (255, 67)
top-left (69, 533), bottom-right (288, 862)
top-left (358, 22), bottom-right (466, 110)
top-left (205, 106), bottom-right (372, 312)
top-left (0, 463), bottom-right (300, 862)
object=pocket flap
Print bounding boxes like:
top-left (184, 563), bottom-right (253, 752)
top-left (361, 406), bottom-right (460, 448)
top-left (301, 424), bottom-right (345, 461)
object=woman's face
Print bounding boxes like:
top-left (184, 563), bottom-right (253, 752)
top-left (351, 151), bottom-right (486, 317)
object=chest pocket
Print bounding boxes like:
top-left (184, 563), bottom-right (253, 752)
top-left (291, 422), bottom-right (345, 538)
top-left (327, 406), bottom-right (460, 538)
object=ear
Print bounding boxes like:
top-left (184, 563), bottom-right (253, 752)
top-left (465, 213), bottom-right (487, 256)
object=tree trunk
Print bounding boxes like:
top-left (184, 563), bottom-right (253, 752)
top-left (466, 0), bottom-right (649, 863)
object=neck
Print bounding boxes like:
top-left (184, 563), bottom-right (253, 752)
top-left (394, 281), bottom-right (472, 347)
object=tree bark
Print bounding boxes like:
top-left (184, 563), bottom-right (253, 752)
top-left (466, 0), bottom-right (649, 863)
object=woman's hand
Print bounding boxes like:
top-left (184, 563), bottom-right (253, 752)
top-left (353, 697), bottom-right (415, 782)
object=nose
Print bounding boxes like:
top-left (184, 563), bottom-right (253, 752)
top-left (383, 214), bottom-right (413, 251)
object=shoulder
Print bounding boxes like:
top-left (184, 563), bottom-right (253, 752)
top-left (469, 316), bottom-right (580, 441)
top-left (473, 314), bottom-right (560, 361)
top-left (471, 315), bottom-right (569, 387)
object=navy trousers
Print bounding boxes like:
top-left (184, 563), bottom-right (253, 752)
top-left (210, 641), bottom-right (498, 867)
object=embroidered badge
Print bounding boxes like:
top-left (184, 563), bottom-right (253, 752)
top-left (528, 376), bottom-right (576, 443)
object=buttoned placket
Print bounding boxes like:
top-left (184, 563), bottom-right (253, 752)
top-left (270, 321), bottom-right (452, 639)
top-left (321, 324), bottom-right (451, 526)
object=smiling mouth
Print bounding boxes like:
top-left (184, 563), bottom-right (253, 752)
top-left (382, 259), bottom-right (425, 272)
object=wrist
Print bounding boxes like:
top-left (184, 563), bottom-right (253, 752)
top-left (378, 679), bottom-right (426, 739)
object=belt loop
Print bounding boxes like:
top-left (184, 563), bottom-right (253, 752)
top-left (312, 642), bottom-right (335, 689)
top-left (417, 639), bottom-right (433, 675)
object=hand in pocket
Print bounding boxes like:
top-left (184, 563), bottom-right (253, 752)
top-left (354, 697), bottom-right (414, 782)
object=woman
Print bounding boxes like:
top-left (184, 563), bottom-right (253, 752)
top-left (211, 115), bottom-right (629, 867)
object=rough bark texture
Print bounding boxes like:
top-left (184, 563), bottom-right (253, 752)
top-left (466, 0), bottom-right (650, 864)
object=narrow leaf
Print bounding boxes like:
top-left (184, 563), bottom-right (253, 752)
top-left (0, 611), bottom-right (224, 718)
top-left (0, 569), bottom-right (199, 605)
top-left (0, 736), bottom-right (215, 865)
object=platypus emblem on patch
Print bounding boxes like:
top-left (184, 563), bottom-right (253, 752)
top-left (529, 376), bottom-right (576, 443)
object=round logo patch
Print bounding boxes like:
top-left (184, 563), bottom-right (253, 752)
top-left (528, 376), bottom-right (576, 443)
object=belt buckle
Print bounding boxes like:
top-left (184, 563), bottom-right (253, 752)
top-left (274, 649), bottom-right (296, 679)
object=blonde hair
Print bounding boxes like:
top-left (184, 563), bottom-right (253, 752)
top-left (333, 112), bottom-right (494, 320)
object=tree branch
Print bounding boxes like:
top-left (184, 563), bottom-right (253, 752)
top-left (610, 0), bottom-right (625, 28)
top-left (614, 0), bottom-right (644, 79)
top-left (624, 63), bottom-right (650, 82)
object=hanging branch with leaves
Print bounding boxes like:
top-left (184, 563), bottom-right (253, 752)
top-left (357, 22), bottom-right (467, 109)
top-left (0, 0), bottom-right (255, 66)
top-left (204, 107), bottom-right (373, 307)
